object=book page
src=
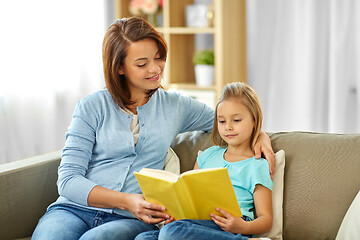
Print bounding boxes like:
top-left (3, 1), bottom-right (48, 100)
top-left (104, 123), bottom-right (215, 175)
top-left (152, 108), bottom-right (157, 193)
top-left (181, 168), bottom-right (242, 219)
top-left (137, 168), bottom-right (179, 182)
top-left (134, 171), bottom-right (186, 219)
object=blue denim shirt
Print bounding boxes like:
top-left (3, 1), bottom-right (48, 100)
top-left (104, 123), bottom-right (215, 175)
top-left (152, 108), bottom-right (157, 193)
top-left (51, 88), bottom-right (214, 218)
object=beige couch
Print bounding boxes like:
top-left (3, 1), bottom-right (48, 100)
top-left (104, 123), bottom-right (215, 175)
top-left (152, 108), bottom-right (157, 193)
top-left (1, 131), bottom-right (360, 240)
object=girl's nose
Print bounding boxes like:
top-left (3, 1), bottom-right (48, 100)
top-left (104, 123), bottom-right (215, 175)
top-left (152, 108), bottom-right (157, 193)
top-left (226, 123), bottom-right (233, 130)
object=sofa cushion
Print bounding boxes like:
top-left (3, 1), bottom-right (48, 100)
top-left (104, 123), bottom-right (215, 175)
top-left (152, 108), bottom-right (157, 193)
top-left (256, 149), bottom-right (285, 240)
top-left (269, 131), bottom-right (360, 240)
top-left (0, 151), bottom-right (61, 239)
top-left (336, 190), bottom-right (360, 239)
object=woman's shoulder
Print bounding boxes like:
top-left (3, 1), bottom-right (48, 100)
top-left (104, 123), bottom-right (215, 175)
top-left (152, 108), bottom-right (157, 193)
top-left (156, 89), bottom-right (187, 102)
top-left (80, 89), bottom-right (111, 103)
top-left (74, 89), bottom-right (116, 114)
top-left (76, 89), bottom-right (115, 107)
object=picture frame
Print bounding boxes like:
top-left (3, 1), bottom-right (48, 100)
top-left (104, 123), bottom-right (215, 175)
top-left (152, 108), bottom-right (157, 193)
top-left (185, 4), bottom-right (209, 27)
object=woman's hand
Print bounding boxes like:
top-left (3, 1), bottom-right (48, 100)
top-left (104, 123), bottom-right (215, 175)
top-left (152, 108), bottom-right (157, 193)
top-left (87, 186), bottom-right (171, 225)
top-left (124, 193), bottom-right (171, 224)
top-left (210, 208), bottom-right (248, 234)
top-left (254, 131), bottom-right (275, 179)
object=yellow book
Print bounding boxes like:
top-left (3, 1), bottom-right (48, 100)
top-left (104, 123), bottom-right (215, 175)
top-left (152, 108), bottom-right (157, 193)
top-left (134, 167), bottom-right (242, 220)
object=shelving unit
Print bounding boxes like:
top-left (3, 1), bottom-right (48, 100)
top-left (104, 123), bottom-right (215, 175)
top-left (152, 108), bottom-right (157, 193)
top-left (115, 0), bottom-right (246, 106)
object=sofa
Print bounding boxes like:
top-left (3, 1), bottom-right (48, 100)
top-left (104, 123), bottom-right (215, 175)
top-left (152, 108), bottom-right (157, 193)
top-left (1, 131), bottom-right (360, 240)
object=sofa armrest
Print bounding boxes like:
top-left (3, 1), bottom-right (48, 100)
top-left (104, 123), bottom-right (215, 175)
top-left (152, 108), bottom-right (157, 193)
top-left (0, 150), bottom-right (61, 240)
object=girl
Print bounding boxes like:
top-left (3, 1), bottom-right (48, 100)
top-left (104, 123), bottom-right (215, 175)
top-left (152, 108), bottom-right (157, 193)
top-left (136, 82), bottom-right (273, 240)
top-left (32, 17), bottom-right (274, 240)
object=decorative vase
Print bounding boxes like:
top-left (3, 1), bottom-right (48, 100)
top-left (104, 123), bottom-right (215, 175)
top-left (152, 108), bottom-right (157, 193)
top-left (195, 65), bottom-right (214, 86)
top-left (146, 13), bottom-right (157, 26)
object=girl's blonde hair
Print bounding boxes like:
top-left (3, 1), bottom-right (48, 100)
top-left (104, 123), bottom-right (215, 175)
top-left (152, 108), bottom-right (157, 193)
top-left (212, 82), bottom-right (263, 150)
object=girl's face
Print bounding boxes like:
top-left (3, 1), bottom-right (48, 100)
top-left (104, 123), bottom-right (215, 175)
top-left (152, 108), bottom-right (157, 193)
top-left (216, 99), bottom-right (255, 148)
top-left (119, 38), bottom-right (165, 98)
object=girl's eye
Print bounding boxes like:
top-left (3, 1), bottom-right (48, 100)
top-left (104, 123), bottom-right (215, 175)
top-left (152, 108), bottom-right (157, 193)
top-left (137, 63), bottom-right (146, 67)
top-left (234, 119), bottom-right (241, 122)
top-left (218, 120), bottom-right (225, 124)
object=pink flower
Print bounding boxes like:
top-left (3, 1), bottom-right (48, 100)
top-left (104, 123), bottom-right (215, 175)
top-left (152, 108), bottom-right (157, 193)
top-left (129, 0), bottom-right (144, 15)
top-left (141, 0), bottom-right (159, 14)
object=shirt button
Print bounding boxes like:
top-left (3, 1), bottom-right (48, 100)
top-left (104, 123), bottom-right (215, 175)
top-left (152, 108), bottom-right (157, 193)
top-left (141, 123), bottom-right (144, 127)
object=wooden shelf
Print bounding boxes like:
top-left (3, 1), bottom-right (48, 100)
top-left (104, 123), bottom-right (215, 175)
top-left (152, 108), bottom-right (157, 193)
top-left (158, 27), bottom-right (216, 34)
top-left (115, 0), bottom-right (247, 102)
top-left (166, 83), bottom-right (216, 91)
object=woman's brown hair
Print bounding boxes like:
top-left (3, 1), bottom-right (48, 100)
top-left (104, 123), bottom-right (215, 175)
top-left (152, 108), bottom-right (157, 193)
top-left (212, 82), bottom-right (263, 150)
top-left (102, 17), bottom-right (167, 107)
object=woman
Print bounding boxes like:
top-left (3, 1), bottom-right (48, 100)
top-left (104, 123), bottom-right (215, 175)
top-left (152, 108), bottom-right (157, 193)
top-left (32, 17), bottom-right (274, 240)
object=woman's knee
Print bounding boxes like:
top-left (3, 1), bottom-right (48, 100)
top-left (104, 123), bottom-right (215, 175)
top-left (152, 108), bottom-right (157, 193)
top-left (32, 208), bottom-right (87, 240)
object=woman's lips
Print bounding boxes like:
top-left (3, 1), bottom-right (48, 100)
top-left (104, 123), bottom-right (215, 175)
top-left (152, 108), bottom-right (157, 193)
top-left (146, 74), bottom-right (160, 81)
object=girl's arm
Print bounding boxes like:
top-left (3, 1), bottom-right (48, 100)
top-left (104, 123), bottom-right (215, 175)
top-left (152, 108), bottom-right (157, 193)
top-left (193, 161), bottom-right (200, 170)
top-left (254, 131), bottom-right (275, 179)
top-left (211, 184), bottom-right (273, 235)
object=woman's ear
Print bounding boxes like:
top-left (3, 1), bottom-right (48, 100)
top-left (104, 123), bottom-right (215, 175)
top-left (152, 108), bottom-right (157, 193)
top-left (119, 67), bottom-right (124, 75)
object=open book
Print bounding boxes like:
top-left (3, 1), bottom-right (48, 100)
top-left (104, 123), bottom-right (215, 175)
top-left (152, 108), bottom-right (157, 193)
top-left (134, 167), bottom-right (242, 220)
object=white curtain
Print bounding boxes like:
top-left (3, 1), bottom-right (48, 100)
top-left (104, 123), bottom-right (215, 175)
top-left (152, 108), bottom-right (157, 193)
top-left (0, 1), bottom-right (110, 164)
top-left (247, 0), bottom-right (360, 133)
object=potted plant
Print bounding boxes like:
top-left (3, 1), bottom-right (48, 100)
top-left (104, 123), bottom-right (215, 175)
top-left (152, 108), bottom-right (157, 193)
top-left (193, 49), bottom-right (215, 86)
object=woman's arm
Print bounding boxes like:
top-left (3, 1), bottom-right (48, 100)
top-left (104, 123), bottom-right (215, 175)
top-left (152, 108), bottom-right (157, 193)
top-left (88, 185), bottom-right (171, 224)
top-left (253, 131), bottom-right (275, 178)
top-left (210, 185), bottom-right (272, 235)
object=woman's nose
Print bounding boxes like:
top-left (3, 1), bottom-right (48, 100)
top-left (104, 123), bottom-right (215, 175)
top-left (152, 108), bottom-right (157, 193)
top-left (149, 62), bottom-right (161, 73)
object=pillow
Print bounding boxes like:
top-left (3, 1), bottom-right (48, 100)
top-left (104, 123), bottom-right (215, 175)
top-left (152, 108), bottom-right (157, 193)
top-left (198, 149), bottom-right (285, 240)
top-left (256, 150), bottom-right (285, 240)
top-left (335, 190), bottom-right (360, 240)
top-left (164, 147), bottom-right (180, 175)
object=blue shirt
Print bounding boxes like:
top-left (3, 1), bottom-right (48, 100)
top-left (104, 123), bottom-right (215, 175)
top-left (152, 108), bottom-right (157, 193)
top-left (197, 146), bottom-right (273, 220)
top-left (51, 88), bottom-right (214, 218)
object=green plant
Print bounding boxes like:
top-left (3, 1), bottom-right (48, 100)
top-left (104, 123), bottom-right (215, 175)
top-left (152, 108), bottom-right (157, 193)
top-left (193, 49), bottom-right (215, 65)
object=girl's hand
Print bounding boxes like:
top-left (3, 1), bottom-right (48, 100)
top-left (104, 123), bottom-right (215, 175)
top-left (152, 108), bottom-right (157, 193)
top-left (124, 194), bottom-right (170, 224)
top-left (254, 131), bottom-right (275, 179)
top-left (210, 208), bottom-right (248, 234)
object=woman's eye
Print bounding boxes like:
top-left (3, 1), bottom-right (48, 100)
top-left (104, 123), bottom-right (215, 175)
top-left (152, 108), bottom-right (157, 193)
top-left (137, 63), bottom-right (146, 67)
top-left (234, 119), bottom-right (241, 122)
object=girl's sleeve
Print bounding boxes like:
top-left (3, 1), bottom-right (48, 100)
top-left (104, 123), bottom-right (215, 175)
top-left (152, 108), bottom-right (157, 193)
top-left (196, 146), bottom-right (217, 168)
top-left (250, 160), bottom-right (274, 193)
top-left (57, 98), bottom-right (99, 206)
top-left (177, 94), bottom-right (215, 133)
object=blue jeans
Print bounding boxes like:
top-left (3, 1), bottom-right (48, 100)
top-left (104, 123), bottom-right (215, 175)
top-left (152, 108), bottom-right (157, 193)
top-left (135, 217), bottom-right (252, 240)
top-left (32, 204), bottom-right (158, 240)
